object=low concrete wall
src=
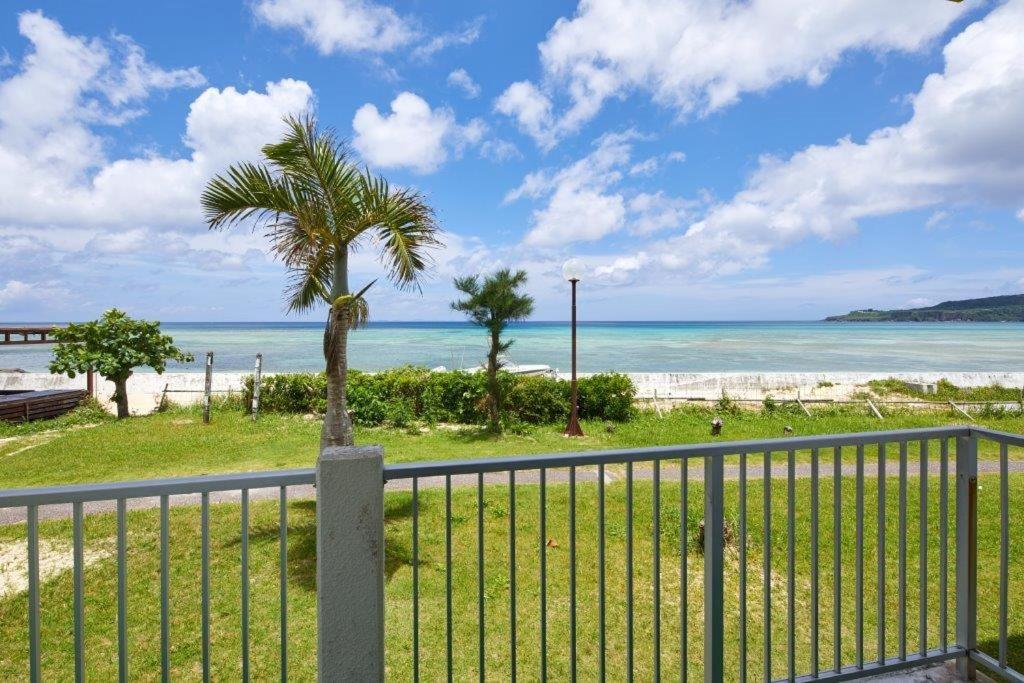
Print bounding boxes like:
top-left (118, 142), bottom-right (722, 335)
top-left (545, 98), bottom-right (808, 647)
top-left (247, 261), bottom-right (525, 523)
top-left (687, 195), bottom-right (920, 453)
top-left (5, 370), bottom-right (1023, 415)
top-left (0, 372), bottom-right (247, 415)
top-left (583, 371), bottom-right (1024, 401)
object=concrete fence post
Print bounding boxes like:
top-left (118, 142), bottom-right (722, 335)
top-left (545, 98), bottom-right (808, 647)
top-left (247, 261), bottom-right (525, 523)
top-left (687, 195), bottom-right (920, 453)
top-left (955, 434), bottom-right (978, 680)
top-left (317, 445), bottom-right (385, 682)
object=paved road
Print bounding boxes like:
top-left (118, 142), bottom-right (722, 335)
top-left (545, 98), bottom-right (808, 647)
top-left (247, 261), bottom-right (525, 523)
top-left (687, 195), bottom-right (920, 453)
top-left (1, 459), bottom-right (1018, 526)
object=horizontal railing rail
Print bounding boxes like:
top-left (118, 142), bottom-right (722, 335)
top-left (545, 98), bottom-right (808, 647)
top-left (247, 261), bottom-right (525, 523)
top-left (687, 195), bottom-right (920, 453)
top-left (0, 468), bottom-right (315, 507)
top-left (382, 425), bottom-right (972, 480)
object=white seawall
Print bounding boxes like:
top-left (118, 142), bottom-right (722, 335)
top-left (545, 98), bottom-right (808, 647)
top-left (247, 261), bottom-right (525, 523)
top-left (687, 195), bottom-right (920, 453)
top-left (4, 370), bottom-right (1024, 415)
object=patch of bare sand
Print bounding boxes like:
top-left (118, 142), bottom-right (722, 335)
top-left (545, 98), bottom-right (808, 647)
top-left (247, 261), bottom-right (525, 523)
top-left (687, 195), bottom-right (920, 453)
top-left (0, 537), bottom-right (114, 598)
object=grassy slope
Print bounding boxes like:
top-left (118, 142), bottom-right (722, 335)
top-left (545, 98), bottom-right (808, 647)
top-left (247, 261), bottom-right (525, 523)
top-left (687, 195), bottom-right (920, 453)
top-left (2, 403), bottom-right (1024, 488)
top-left (1, 471), bottom-right (1021, 680)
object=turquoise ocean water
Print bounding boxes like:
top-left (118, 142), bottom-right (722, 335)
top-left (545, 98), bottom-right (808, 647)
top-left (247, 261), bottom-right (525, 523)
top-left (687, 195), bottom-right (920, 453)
top-left (3, 321), bottom-right (1023, 373)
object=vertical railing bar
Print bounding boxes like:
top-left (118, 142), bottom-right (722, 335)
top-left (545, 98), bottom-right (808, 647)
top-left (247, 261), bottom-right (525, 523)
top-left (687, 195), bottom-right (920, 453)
top-left (201, 493), bottom-right (210, 683)
top-left (764, 450), bottom-right (773, 683)
top-left (478, 472), bottom-right (485, 683)
top-left (73, 501), bottom-right (85, 683)
top-left (540, 467), bottom-right (548, 683)
top-left (810, 448), bottom-right (819, 679)
top-left (919, 440), bottom-right (928, 657)
top-left (654, 459), bottom-right (662, 681)
top-left (599, 464), bottom-right (606, 683)
top-left (899, 441), bottom-right (908, 661)
top-left (241, 488), bottom-right (250, 683)
top-left (999, 441), bottom-right (1009, 669)
top-left (877, 443), bottom-right (887, 666)
top-left (117, 498), bottom-right (128, 683)
top-left (413, 477), bottom-right (420, 683)
top-left (955, 434), bottom-right (978, 680)
top-left (939, 439), bottom-right (948, 653)
top-left (740, 452), bottom-right (748, 683)
top-left (509, 471), bottom-right (517, 682)
top-left (681, 459), bottom-right (688, 683)
top-left (27, 504), bottom-right (40, 683)
top-left (856, 444), bottom-right (864, 668)
top-left (704, 454), bottom-right (725, 683)
top-left (570, 465), bottom-right (577, 683)
top-left (279, 487), bottom-right (288, 683)
top-left (787, 450), bottom-right (796, 682)
top-left (627, 461), bottom-right (635, 681)
top-left (446, 474), bottom-right (453, 683)
top-left (833, 446), bottom-right (842, 673)
top-left (160, 494), bottom-right (170, 683)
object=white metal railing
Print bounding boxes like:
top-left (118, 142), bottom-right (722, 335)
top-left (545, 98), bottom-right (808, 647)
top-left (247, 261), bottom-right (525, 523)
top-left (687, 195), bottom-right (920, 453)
top-left (2, 426), bottom-right (1024, 681)
top-left (0, 468), bottom-right (314, 682)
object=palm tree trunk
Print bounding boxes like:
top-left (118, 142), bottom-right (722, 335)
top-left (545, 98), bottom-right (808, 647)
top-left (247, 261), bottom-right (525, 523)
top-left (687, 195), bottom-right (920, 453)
top-left (321, 252), bottom-right (354, 448)
top-left (487, 331), bottom-right (500, 432)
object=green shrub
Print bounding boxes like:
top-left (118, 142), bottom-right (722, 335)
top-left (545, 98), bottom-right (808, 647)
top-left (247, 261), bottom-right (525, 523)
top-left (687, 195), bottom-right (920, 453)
top-left (243, 372), bottom-right (326, 414)
top-left (714, 392), bottom-right (741, 415)
top-left (579, 373), bottom-right (636, 421)
top-left (346, 370), bottom-right (387, 424)
top-left (506, 375), bottom-right (570, 424)
top-left (421, 371), bottom-right (487, 424)
top-left (242, 367), bottom-right (637, 426)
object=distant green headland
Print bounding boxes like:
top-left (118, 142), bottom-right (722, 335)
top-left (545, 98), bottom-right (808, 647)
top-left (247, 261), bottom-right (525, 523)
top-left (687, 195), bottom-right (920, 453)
top-left (826, 294), bottom-right (1024, 321)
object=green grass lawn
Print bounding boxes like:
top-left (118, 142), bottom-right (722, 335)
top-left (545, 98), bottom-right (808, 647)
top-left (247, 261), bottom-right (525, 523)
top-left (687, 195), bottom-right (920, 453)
top-left (1, 469), bottom-right (1021, 680)
top-left (1, 402), bottom-right (1022, 488)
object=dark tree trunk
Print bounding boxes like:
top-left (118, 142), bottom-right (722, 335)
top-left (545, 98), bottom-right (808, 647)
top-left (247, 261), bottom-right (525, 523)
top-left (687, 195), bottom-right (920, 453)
top-left (112, 376), bottom-right (130, 419)
top-left (322, 305), bottom-right (354, 448)
top-left (321, 253), bottom-right (354, 448)
top-left (486, 330), bottom-right (501, 432)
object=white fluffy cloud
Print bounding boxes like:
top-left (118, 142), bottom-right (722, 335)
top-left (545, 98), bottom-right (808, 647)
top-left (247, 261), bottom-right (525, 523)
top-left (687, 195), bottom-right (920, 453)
top-left (0, 8), bottom-right (314, 313)
top-left (584, 0), bottom-right (1024, 283)
top-left (252, 0), bottom-right (417, 54)
top-left (499, 0), bottom-right (967, 147)
top-left (0, 279), bottom-right (75, 310)
top-left (0, 13), bottom-right (312, 230)
top-left (412, 17), bottom-right (483, 61)
top-left (253, 0), bottom-right (482, 61)
top-left (507, 131), bottom-right (695, 247)
top-left (447, 68), bottom-right (480, 99)
top-left (494, 81), bottom-right (557, 150)
top-left (352, 92), bottom-right (485, 173)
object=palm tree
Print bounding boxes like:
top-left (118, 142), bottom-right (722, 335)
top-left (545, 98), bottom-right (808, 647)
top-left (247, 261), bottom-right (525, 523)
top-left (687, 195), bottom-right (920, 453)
top-left (201, 115), bottom-right (440, 447)
top-left (451, 269), bottom-right (535, 432)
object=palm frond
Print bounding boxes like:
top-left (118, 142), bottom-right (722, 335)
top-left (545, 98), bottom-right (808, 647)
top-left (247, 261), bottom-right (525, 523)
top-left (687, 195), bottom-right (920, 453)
top-left (352, 172), bottom-right (441, 291)
top-left (284, 244), bottom-right (334, 313)
top-left (201, 162), bottom-right (299, 232)
top-left (202, 114), bottom-right (442, 318)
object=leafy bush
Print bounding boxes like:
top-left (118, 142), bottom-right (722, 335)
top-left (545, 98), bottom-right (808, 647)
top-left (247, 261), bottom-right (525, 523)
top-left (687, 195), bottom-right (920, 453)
top-left (713, 392), bottom-right (741, 415)
top-left (421, 370), bottom-right (488, 424)
top-left (505, 375), bottom-right (569, 424)
top-left (242, 367), bottom-right (636, 426)
top-left (243, 372), bottom-right (326, 414)
top-left (578, 373), bottom-right (636, 421)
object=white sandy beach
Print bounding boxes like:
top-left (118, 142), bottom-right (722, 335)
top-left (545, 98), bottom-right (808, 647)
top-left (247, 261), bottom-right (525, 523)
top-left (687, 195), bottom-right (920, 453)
top-left (4, 370), bottom-right (1023, 415)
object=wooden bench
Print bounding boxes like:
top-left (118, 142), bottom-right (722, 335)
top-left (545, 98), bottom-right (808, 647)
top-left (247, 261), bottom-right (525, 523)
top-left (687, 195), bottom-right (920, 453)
top-left (0, 389), bottom-right (89, 423)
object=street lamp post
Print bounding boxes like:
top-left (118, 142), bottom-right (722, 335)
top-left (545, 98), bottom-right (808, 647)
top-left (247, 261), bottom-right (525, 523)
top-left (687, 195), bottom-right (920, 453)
top-left (563, 259), bottom-right (584, 437)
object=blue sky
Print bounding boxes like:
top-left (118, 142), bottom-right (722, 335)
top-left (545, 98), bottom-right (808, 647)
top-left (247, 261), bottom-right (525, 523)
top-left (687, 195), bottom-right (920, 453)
top-left (0, 0), bottom-right (1022, 322)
